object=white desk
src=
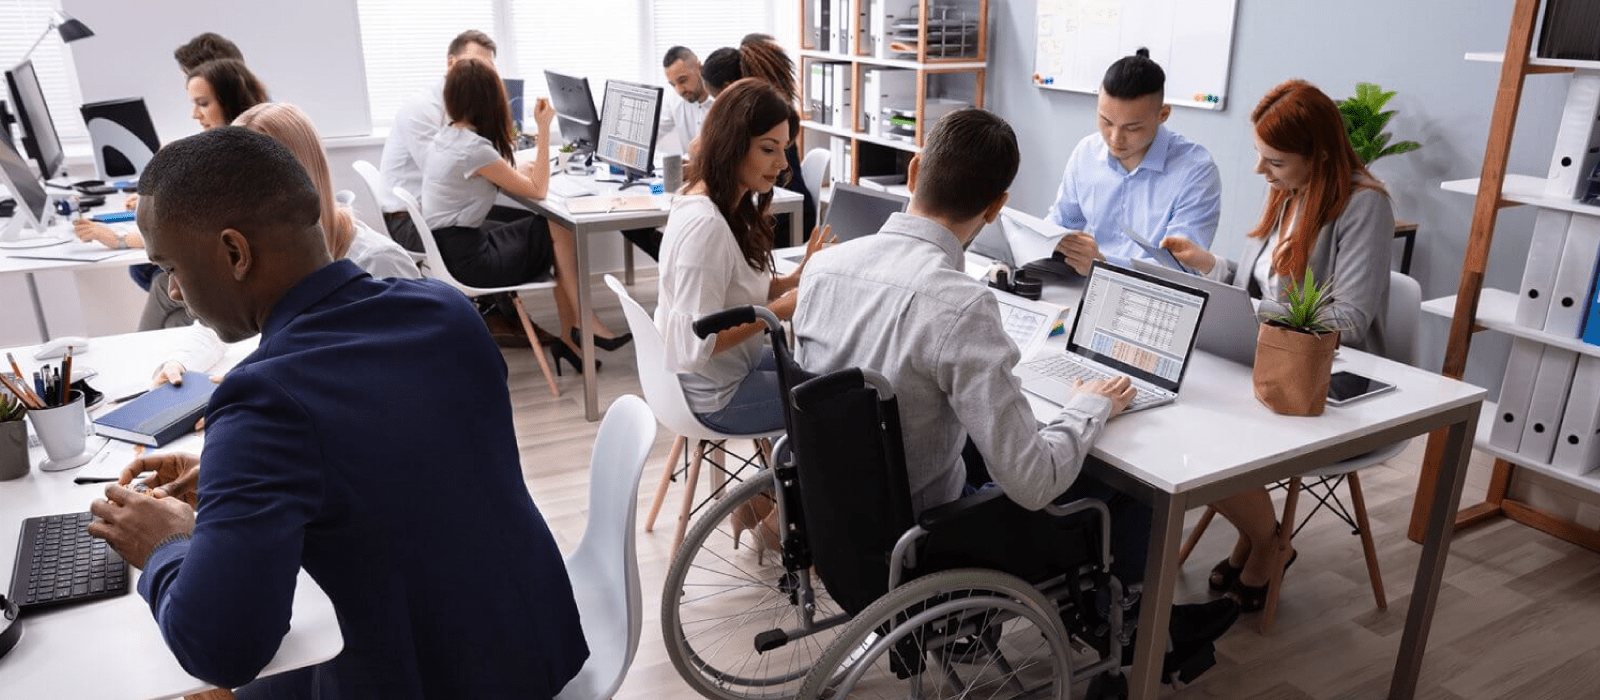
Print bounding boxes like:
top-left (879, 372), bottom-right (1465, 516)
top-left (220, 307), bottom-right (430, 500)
top-left (505, 179), bottom-right (804, 421)
top-left (0, 203), bottom-right (148, 340)
top-left (0, 329), bottom-right (343, 699)
top-left (1017, 279), bottom-right (1484, 699)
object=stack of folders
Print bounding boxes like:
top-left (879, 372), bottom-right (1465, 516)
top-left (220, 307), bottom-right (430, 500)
top-left (807, 62), bottom-right (854, 130)
top-left (93, 372), bottom-right (216, 447)
top-left (1492, 208), bottom-right (1600, 475)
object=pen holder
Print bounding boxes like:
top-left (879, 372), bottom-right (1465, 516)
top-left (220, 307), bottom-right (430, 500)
top-left (27, 390), bottom-right (91, 471)
top-left (0, 419), bottom-right (27, 481)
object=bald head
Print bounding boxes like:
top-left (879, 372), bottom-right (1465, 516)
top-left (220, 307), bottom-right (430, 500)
top-left (137, 127), bottom-right (332, 341)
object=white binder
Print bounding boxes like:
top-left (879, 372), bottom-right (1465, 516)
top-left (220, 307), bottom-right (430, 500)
top-left (808, 62), bottom-right (826, 123)
top-left (831, 63), bottom-right (852, 130)
top-left (861, 68), bottom-right (913, 137)
top-left (1519, 346), bottom-right (1579, 465)
top-left (874, 0), bottom-right (917, 58)
top-left (1515, 208), bottom-right (1571, 329)
top-left (831, 0), bottom-right (851, 53)
top-left (1544, 72), bottom-right (1600, 198)
top-left (1491, 337), bottom-right (1545, 453)
top-left (1552, 354), bottom-right (1600, 474)
top-left (1543, 213), bottom-right (1600, 337)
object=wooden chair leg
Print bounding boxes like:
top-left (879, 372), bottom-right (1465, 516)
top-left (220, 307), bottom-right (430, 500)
top-left (1261, 477), bottom-right (1303, 634)
top-left (671, 440), bottom-right (706, 558)
top-left (186, 690), bottom-right (236, 700)
top-left (512, 295), bottom-right (560, 398)
top-left (1177, 506), bottom-right (1218, 565)
top-left (707, 440), bottom-right (726, 499)
top-left (1347, 471), bottom-right (1388, 610)
top-left (645, 435), bottom-right (685, 533)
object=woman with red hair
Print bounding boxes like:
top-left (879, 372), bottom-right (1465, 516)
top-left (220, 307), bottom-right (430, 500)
top-left (1166, 79), bottom-right (1395, 611)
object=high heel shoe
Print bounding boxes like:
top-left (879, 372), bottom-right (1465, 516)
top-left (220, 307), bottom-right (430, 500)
top-left (570, 328), bottom-right (633, 352)
top-left (550, 342), bottom-right (601, 376)
top-left (1230, 549), bottom-right (1298, 613)
top-left (729, 496), bottom-right (782, 565)
top-left (1209, 559), bottom-right (1243, 593)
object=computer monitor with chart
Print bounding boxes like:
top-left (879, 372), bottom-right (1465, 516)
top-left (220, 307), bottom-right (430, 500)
top-left (596, 79), bottom-right (663, 188)
top-left (0, 137), bottom-right (58, 248)
top-left (6, 60), bottom-right (65, 180)
top-left (544, 70), bottom-right (600, 153)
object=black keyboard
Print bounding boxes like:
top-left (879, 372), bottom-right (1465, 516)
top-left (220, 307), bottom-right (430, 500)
top-left (8, 512), bottom-right (129, 611)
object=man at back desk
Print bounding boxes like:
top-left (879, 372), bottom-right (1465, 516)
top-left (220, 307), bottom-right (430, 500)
top-left (86, 128), bottom-right (587, 699)
top-left (793, 108), bottom-right (1236, 677)
top-left (1047, 50), bottom-right (1221, 275)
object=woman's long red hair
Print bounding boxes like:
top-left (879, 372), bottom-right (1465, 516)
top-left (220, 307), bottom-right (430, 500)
top-left (1249, 79), bottom-right (1386, 278)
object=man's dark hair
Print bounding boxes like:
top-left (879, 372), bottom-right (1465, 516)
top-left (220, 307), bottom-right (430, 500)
top-left (140, 127), bottom-right (320, 242)
top-left (741, 33), bottom-right (777, 46)
top-left (448, 29), bottom-right (497, 57)
top-left (914, 109), bottom-right (1018, 221)
top-left (173, 32), bottom-right (243, 72)
top-left (701, 47), bottom-right (742, 93)
top-left (1101, 48), bottom-right (1164, 100)
top-left (663, 46), bottom-right (698, 69)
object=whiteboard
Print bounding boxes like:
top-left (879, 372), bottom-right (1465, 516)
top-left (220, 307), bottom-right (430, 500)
top-left (63, 0), bottom-right (373, 143)
top-left (1031, 0), bottom-right (1238, 111)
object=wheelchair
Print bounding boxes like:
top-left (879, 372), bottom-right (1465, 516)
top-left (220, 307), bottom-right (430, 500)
top-left (661, 306), bottom-right (1134, 700)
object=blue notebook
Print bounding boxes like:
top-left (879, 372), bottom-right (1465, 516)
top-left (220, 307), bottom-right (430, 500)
top-left (92, 372), bottom-right (216, 447)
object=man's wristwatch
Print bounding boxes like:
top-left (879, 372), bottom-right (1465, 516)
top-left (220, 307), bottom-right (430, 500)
top-left (114, 231), bottom-right (128, 249)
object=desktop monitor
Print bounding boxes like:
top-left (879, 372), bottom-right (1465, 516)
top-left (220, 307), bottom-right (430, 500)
top-left (596, 79), bottom-right (663, 183)
top-left (0, 137), bottom-right (56, 246)
top-left (5, 60), bottom-right (65, 180)
top-left (80, 98), bottom-right (161, 179)
top-left (502, 77), bottom-right (525, 132)
top-left (0, 99), bottom-right (14, 155)
top-left (544, 70), bottom-right (600, 152)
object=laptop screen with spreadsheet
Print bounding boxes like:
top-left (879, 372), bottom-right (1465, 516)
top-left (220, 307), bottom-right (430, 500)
top-left (1064, 261), bottom-right (1208, 393)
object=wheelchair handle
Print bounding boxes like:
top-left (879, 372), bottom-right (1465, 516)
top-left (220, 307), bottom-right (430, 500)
top-left (692, 305), bottom-right (782, 339)
top-left (792, 367), bottom-right (896, 403)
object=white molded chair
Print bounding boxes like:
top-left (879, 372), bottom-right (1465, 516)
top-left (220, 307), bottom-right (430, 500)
top-left (799, 147), bottom-right (831, 227)
top-left (553, 394), bottom-right (655, 700)
top-left (1179, 270), bottom-right (1421, 632)
top-left (604, 274), bottom-right (782, 555)
top-left (351, 160), bottom-right (427, 266)
top-left (393, 187), bottom-right (561, 397)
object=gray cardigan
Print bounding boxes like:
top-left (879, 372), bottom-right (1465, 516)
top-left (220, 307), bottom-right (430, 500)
top-left (1208, 186), bottom-right (1395, 357)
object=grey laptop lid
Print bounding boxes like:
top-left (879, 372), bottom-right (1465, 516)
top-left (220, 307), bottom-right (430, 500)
top-left (823, 183), bottom-right (908, 243)
top-left (1132, 259), bottom-right (1258, 366)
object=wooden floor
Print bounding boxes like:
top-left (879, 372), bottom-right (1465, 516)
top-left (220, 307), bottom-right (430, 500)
top-left (513, 274), bottom-right (1600, 700)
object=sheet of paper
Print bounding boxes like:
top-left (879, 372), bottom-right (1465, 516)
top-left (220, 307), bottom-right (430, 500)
top-left (1001, 210), bottom-right (1069, 263)
top-left (1118, 223), bottom-right (1191, 272)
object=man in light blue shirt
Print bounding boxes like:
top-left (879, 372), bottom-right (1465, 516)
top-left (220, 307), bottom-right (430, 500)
top-left (1048, 50), bottom-right (1221, 274)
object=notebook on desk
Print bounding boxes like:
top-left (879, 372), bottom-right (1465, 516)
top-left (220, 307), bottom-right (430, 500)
top-left (1015, 261), bottom-right (1208, 414)
top-left (92, 371), bottom-right (215, 447)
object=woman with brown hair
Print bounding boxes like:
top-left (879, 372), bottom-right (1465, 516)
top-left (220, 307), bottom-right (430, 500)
top-left (186, 58), bottom-right (269, 130)
top-left (1165, 78), bottom-right (1395, 611)
top-left (656, 78), bottom-right (826, 435)
top-left (421, 57), bottom-right (626, 371)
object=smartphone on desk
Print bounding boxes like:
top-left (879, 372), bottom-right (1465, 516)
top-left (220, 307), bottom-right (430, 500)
top-left (1326, 370), bottom-right (1396, 407)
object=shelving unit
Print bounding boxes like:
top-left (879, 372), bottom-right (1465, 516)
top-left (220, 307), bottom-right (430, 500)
top-left (796, 0), bottom-right (989, 185)
top-left (1411, 0), bottom-right (1600, 553)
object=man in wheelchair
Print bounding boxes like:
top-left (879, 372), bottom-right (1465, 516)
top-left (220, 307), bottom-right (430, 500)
top-left (790, 108), bottom-right (1239, 694)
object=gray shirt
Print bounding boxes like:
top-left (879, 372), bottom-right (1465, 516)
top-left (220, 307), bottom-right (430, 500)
top-left (794, 212), bottom-right (1112, 515)
top-left (1209, 186), bottom-right (1394, 355)
top-left (421, 126), bottom-right (504, 230)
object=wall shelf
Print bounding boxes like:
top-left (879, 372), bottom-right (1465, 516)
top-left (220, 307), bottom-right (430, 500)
top-left (1422, 289), bottom-right (1600, 361)
top-left (1440, 175), bottom-right (1600, 217)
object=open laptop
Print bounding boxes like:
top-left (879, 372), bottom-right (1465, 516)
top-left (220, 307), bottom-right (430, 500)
top-left (782, 183), bottom-right (907, 263)
top-left (1132, 259), bottom-right (1259, 366)
top-left (1015, 261), bottom-right (1209, 413)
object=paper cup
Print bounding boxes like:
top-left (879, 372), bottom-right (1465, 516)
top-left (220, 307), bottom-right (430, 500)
top-left (27, 390), bottom-right (90, 471)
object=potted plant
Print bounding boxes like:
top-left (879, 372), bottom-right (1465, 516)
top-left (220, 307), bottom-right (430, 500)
top-left (1338, 83), bottom-right (1422, 165)
top-left (0, 393), bottom-right (27, 480)
top-left (1254, 269), bottom-right (1341, 416)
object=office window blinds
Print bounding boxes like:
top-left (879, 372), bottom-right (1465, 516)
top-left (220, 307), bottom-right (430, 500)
top-left (0, 0), bottom-right (88, 145)
top-left (356, 0), bottom-right (497, 128)
top-left (508, 2), bottom-right (647, 101)
top-left (649, 0), bottom-right (776, 71)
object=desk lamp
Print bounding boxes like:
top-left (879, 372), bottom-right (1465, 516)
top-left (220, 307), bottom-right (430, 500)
top-left (20, 11), bottom-right (95, 64)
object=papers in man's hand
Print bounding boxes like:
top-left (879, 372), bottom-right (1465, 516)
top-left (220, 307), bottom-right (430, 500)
top-left (1000, 210), bottom-right (1068, 264)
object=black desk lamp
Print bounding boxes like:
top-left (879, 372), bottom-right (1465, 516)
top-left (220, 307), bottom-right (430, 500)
top-left (20, 10), bottom-right (95, 63)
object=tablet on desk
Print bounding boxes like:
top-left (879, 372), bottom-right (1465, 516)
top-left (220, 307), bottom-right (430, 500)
top-left (1326, 370), bottom-right (1396, 406)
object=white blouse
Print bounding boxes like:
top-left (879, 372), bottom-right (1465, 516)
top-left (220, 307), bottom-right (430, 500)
top-left (655, 195), bottom-right (773, 413)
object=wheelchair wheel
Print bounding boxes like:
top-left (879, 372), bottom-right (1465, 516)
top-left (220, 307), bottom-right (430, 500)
top-left (662, 469), bottom-right (850, 700)
top-left (797, 569), bottom-right (1073, 700)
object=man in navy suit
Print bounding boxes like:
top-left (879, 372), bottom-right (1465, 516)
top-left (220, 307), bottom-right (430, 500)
top-left (88, 127), bottom-right (587, 699)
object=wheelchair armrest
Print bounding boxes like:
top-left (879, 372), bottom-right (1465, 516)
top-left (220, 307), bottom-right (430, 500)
top-left (916, 487), bottom-right (1010, 532)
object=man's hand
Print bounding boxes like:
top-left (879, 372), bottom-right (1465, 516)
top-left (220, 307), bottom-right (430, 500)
top-left (87, 485), bottom-right (196, 569)
top-left (1162, 237), bottom-right (1216, 275)
top-left (1054, 231), bottom-right (1104, 276)
top-left (118, 452), bottom-right (201, 507)
top-left (1075, 375), bottom-right (1136, 418)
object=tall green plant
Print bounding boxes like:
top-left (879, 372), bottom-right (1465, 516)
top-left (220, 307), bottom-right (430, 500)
top-left (1338, 83), bottom-right (1422, 165)
top-left (1265, 269), bottom-right (1339, 335)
